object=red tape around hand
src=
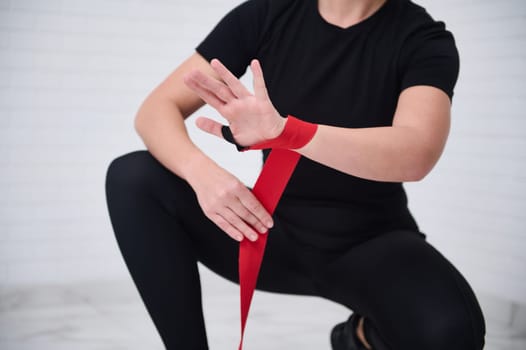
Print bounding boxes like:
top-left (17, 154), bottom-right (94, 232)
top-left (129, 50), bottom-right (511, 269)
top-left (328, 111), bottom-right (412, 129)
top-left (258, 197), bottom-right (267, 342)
top-left (247, 115), bottom-right (318, 150)
top-left (238, 116), bottom-right (317, 349)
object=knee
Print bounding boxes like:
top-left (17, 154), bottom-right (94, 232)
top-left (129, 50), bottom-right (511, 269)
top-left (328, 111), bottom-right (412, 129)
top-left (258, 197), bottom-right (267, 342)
top-left (409, 310), bottom-right (485, 350)
top-left (105, 150), bottom-right (159, 195)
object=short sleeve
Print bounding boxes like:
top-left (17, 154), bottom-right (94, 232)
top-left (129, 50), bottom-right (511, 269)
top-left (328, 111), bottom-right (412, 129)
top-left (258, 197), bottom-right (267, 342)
top-left (196, 0), bottom-right (269, 78)
top-left (399, 21), bottom-right (460, 100)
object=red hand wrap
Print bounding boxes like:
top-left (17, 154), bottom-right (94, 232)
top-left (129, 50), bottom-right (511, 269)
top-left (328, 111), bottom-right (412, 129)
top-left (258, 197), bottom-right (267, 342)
top-left (247, 115), bottom-right (318, 150)
top-left (237, 116), bottom-right (317, 349)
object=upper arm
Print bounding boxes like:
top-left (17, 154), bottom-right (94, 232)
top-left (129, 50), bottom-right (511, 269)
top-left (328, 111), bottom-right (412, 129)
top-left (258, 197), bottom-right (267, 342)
top-left (392, 85), bottom-right (451, 169)
top-left (393, 18), bottom-right (459, 172)
top-left (147, 52), bottom-right (220, 119)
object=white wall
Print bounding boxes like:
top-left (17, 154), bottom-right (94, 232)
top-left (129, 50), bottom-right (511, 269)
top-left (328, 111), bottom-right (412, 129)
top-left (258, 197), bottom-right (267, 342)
top-left (404, 0), bottom-right (526, 303)
top-left (0, 0), bottom-right (524, 318)
top-left (0, 0), bottom-right (256, 286)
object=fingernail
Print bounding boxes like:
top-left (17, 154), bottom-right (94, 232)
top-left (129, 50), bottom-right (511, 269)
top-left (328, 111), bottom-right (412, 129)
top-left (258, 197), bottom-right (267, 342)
top-left (250, 234), bottom-right (258, 241)
top-left (236, 235), bottom-right (243, 242)
top-left (266, 221), bottom-right (273, 228)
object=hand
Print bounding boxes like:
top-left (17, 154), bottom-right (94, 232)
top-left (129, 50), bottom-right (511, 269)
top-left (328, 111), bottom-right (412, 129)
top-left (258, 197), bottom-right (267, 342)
top-left (185, 155), bottom-right (274, 242)
top-left (183, 58), bottom-right (286, 147)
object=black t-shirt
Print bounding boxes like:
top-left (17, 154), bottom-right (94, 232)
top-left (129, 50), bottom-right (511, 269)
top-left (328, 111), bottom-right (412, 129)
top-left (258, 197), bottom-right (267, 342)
top-left (196, 0), bottom-right (459, 249)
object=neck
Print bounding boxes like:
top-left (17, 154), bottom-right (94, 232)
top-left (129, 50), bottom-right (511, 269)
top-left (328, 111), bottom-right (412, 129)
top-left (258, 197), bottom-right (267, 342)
top-left (317, 0), bottom-right (387, 28)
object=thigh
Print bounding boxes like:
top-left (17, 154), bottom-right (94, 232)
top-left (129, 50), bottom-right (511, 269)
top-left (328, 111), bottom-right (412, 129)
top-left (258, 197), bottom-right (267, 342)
top-left (316, 230), bottom-right (485, 350)
top-left (133, 150), bottom-right (319, 296)
top-left (184, 205), bottom-right (320, 295)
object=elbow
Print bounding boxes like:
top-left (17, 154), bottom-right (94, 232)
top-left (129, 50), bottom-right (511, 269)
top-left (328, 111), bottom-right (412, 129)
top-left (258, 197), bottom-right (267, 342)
top-left (404, 153), bottom-right (439, 182)
top-left (134, 98), bottom-right (152, 136)
top-left (134, 112), bottom-right (144, 134)
top-left (134, 91), bottom-right (158, 135)
top-left (134, 113), bottom-right (148, 143)
top-left (405, 165), bottom-right (431, 182)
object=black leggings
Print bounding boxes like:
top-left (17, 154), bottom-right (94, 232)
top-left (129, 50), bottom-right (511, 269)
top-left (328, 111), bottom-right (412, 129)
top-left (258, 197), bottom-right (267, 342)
top-left (104, 150), bottom-right (486, 350)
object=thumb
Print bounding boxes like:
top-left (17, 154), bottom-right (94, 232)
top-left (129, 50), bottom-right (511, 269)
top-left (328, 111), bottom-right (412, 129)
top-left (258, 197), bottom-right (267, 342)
top-left (195, 117), bottom-right (223, 139)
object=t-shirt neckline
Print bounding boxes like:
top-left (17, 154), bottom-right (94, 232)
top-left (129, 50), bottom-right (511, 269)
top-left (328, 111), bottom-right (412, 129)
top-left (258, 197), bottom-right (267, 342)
top-left (313, 0), bottom-right (392, 32)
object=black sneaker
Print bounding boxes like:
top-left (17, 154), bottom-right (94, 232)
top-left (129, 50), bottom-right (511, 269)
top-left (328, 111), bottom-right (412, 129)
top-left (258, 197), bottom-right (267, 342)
top-left (330, 314), bottom-right (369, 350)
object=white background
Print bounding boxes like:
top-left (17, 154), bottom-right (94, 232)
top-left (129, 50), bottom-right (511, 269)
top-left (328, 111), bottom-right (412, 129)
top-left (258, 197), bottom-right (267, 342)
top-left (1, 0), bottom-right (525, 335)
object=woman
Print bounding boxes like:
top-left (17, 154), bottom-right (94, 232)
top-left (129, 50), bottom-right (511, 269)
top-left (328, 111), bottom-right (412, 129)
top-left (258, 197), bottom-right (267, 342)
top-left (105, 0), bottom-right (486, 349)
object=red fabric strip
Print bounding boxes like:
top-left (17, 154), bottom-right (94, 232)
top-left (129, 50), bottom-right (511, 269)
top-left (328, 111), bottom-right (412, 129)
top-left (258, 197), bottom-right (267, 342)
top-left (238, 149), bottom-right (300, 350)
top-left (247, 115), bottom-right (318, 151)
top-left (237, 115), bottom-right (317, 349)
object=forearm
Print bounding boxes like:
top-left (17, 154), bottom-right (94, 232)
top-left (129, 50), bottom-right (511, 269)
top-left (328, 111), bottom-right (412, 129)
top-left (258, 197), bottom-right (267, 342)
top-left (134, 95), bottom-right (213, 182)
top-left (183, 59), bottom-right (450, 183)
top-left (297, 124), bottom-right (443, 182)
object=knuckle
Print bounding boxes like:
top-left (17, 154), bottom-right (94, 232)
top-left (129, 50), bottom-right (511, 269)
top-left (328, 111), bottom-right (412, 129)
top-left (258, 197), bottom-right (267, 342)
top-left (206, 197), bottom-right (218, 209)
top-left (233, 218), bottom-right (251, 235)
top-left (237, 205), bottom-right (249, 218)
top-left (216, 188), bottom-right (229, 200)
top-left (219, 86), bottom-right (230, 98)
top-left (218, 220), bottom-right (227, 228)
top-left (230, 214), bottom-right (243, 227)
top-left (233, 181), bottom-right (245, 192)
top-left (215, 217), bottom-right (229, 231)
top-left (221, 209), bottom-right (235, 223)
top-left (226, 180), bottom-right (241, 193)
top-left (239, 210), bottom-right (254, 225)
top-left (244, 215), bottom-right (258, 227)
top-left (248, 201), bottom-right (262, 213)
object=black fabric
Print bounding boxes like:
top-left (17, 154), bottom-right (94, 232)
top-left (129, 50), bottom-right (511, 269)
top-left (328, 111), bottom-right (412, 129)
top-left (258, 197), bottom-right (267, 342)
top-left (104, 2), bottom-right (483, 349)
top-left (331, 314), bottom-right (369, 350)
top-left (105, 150), bottom-right (485, 349)
top-left (221, 125), bottom-right (247, 151)
top-left (196, 0), bottom-right (460, 249)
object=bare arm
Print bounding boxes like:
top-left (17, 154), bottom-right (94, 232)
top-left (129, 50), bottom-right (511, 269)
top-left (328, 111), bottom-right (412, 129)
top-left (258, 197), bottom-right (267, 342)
top-left (135, 53), bottom-right (273, 242)
top-left (185, 59), bottom-right (451, 183)
top-left (297, 85), bottom-right (451, 182)
top-left (134, 53), bottom-right (211, 181)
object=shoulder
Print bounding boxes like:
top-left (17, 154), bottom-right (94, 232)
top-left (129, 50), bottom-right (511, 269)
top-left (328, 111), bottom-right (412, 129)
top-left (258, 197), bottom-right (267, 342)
top-left (394, 0), bottom-right (456, 45)
top-left (230, 0), bottom-right (307, 50)
top-left (391, 1), bottom-right (459, 100)
top-left (389, 0), bottom-right (459, 71)
top-left (243, 0), bottom-right (304, 27)
top-left (231, 0), bottom-right (298, 17)
top-left (224, 0), bottom-right (301, 36)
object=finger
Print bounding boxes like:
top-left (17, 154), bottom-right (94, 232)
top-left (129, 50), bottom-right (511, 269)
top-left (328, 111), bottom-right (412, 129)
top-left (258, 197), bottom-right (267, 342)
top-left (220, 208), bottom-right (260, 241)
top-left (212, 214), bottom-right (244, 242)
top-left (237, 188), bottom-right (274, 230)
top-left (250, 59), bottom-right (270, 100)
top-left (186, 69), bottom-right (236, 103)
top-left (228, 198), bottom-right (268, 234)
top-left (184, 73), bottom-right (225, 110)
top-left (195, 117), bottom-right (223, 139)
top-left (211, 58), bottom-right (251, 98)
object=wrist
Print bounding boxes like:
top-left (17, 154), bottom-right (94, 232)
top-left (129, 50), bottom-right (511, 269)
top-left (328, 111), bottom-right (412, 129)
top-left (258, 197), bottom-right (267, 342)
top-left (267, 114), bottom-right (287, 140)
top-left (181, 150), bottom-right (215, 185)
top-left (249, 115), bottom-right (318, 150)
